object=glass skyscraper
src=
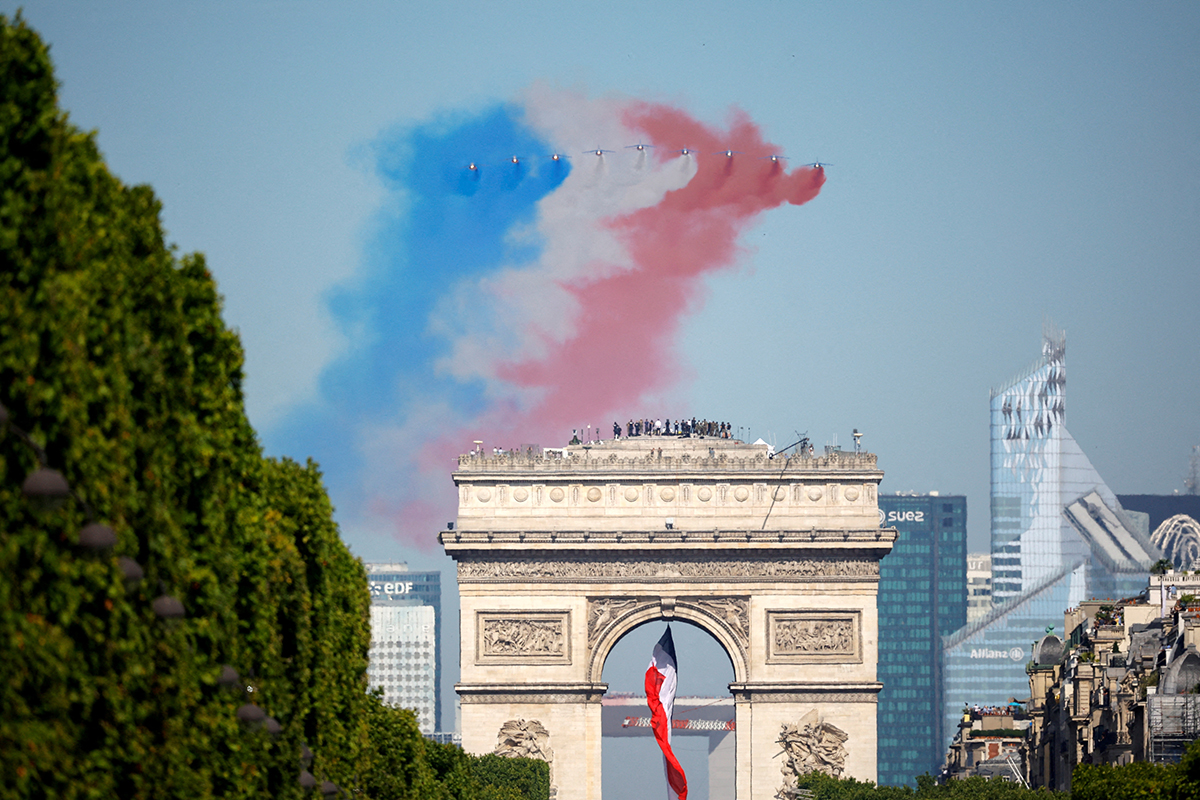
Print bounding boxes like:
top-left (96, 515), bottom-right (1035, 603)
top-left (365, 563), bottom-right (442, 733)
top-left (940, 326), bottom-right (1158, 756)
top-left (877, 494), bottom-right (967, 785)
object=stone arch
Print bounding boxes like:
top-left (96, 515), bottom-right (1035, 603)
top-left (587, 598), bottom-right (749, 685)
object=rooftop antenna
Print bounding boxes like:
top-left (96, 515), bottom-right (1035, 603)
top-left (853, 429), bottom-right (863, 454)
top-left (1186, 444), bottom-right (1200, 495)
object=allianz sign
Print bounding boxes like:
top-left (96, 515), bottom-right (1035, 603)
top-left (969, 647), bottom-right (1025, 662)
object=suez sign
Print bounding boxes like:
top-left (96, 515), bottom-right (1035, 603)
top-left (370, 581), bottom-right (415, 596)
top-left (876, 509), bottom-right (928, 525)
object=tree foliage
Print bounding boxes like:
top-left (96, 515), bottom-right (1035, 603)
top-left (789, 771), bottom-right (1062, 800)
top-left (0, 14), bottom-right (554, 800)
top-left (0, 12), bottom-right (370, 797)
top-left (1073, 738), bottom-right (1200, 800)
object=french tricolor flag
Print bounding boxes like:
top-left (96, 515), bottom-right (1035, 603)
top-left (645, 626), bottom-right (688, 800)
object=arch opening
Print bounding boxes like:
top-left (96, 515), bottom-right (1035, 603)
top-left (600, 619), bottom-right (737, 800)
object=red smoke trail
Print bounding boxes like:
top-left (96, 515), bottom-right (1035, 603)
top-left (396, 102), bottom-right (823, 548)
top-left (500, 101), bottom-right (824, 430)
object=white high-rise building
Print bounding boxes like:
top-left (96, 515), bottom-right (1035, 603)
top-left (365, 563), bottom-right (440, 734)
top-left (966, 553), bottom-right (992, 624)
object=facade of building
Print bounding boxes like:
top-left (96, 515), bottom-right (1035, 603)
top-left (967, 553), bottom-right (993, 624)
top-left (876, 493), bottom-right (967, 785)
top-left (443, 434), bottom-right (895, 800)
top-left (940, 326), bottom-right (1160, 755)
top-left (1024, 586), bottom-right (1200, 791)
top-left (941, 706), bottom-right (1030, 784)
top-left (365, 563), bottom-right (441, 733)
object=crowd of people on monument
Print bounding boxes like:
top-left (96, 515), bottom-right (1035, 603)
top-left (614, 418), bottom-right (733, 439)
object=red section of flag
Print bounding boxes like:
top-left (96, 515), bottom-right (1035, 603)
top-left (645, 663), bottom-right (688, 799)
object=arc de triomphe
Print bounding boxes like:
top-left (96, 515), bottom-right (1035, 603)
top-left (440, 436), bottom-right (895, 800)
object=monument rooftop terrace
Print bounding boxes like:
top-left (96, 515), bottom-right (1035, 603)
top-left (447, 435), bottom-right (890, 540)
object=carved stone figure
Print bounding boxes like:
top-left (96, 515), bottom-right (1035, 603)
top-left (482, 618), bottom-right (565, 657)
top-left (495, 719), bottom-right (555, 795)
top-left (774, 618), bottom-right (854, 654)
top-left (587, 598), bottom-right (637, 646)
top-left (695, 598), bottom-right (750, 644)
top-left (776, 710), bottom-right (848, 798)
top-left (495, 718), bottom-right (554, 761)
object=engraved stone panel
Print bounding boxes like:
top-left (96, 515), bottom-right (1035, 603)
top-left (844, 486), bottom-right (860, 502)
top-left (476, 611), bottom-right (571, 664)
top-left (659, 487), bottom-right (675, 502)
top-left (478, 488), bottom-right (492, 502)
top-left (513, 488), bottom-right (529, 502)
top-left (807, 487), bottom-right (823, 502)
top-left (586, 487), bottom-right (602, 502)
top-left (549, 487), bottom-right (565, 502)
top-left (767, 610), bottom-right (861, 664)
top-left (734, 486), bottom-right (749, 502)
top-left (624, 487), bottom-right (639, 502)
top-left (697, 487), bottom-right (713, 502)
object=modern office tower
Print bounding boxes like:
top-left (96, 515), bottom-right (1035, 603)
top-left (940, 326), bottom-right (1159, 756)
top-left (876, 493), bottom-right (967, 785)
top-left (365, 563), bottom-right (441, 733)
top-left (966, 553), bottom-right (993, 624)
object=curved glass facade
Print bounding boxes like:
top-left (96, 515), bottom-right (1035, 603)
top-left (941, 326), bottom-right (1158, 757)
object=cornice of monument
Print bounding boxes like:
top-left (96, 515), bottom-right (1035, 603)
top-left (440, 527), bottom-right (897, 552)
top-left (454, 450), bottom-right (881, 480)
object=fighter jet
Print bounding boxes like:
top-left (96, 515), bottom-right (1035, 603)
top-left (674, 147), bottom-right (697, 156)
top-left (806, 161), bottom-right (832, 169)
top-left (585, 148), bottom-right (614, 157)
top-left (547, 153), bottom-right (569, 161)
top-left (762, 154), bottom-right (788, 163)
top-left (716, 149), bottom-right (742, 158)
top-left (625, 142), bottom-right (654, 151)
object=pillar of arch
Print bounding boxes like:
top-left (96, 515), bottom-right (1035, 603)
top-left (442, 436), bottom-right (895, 800)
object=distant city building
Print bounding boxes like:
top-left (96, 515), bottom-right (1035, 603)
top-left (940, 326), bottom-right (1161, 756)
top-left (365, 563), bottom-right (441, 733)
top-left (1118, 495), bottom-right (1200, 569)
top-left (877, 493), bottom-right (967, 785)
top-left (966, 553), bottom-right (993, 624)
top-left (1024, 584), bottom-right (1200, 791)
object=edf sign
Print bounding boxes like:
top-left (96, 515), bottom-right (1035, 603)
top-left (371, 581), bottom-right (414, 597)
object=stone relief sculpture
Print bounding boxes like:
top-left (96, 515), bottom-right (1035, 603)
top-left (695, 598), bottom-right (750, 644)
top-left (481, 618), bottom-right (565, 657)
top-left (776, 710), bottom-right (848, 798)
top-left (460, 556), bottom-right (878, 582)
top-left (495, 718), bottom-right (554, 761)
top-left (587, 598), bottom-right (637, 646)
top-left (495, 719), bottom-right (555, 795)
top-left (775, 618), bottom-right (854, 654)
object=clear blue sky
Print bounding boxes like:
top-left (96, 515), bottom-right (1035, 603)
top-left (12, 1), bottom-right (1200, 790)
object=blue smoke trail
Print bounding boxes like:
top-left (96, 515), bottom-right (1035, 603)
top-left (267, 103), bottom-right (569, 521)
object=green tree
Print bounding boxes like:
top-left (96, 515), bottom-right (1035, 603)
top-left (0, 13), bottom-right (370, 798)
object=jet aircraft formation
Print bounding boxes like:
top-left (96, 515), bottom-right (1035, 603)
top-left (462, 145), bottom-right (829, 174)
